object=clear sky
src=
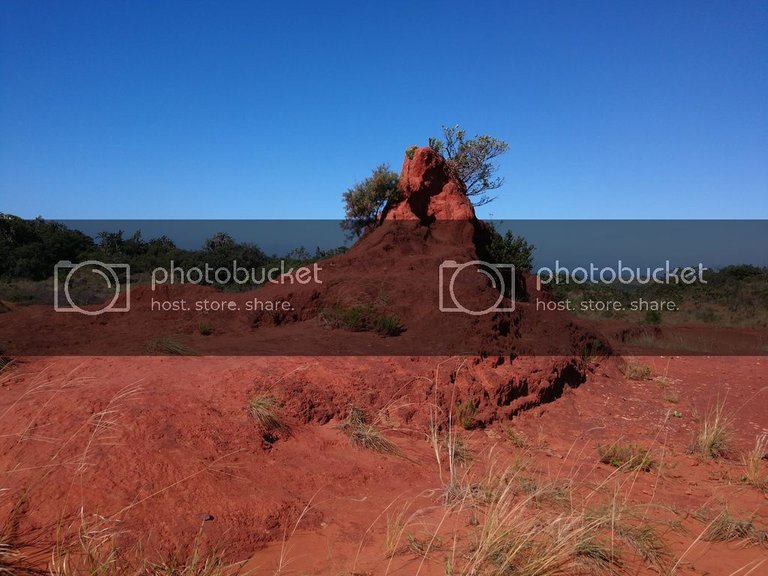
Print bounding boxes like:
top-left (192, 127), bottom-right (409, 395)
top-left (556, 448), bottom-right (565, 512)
top-left (1, 0), bottom-right (766, 220)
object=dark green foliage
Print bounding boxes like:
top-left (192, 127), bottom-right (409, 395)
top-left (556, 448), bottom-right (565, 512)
top-left (284, 245), bottom-right (347, 265)
top-left (429, 125), bottom-right (509, 206)
top-left (0, 214), bottom-right (94, 280)
top-left (485, 222), bottom-right (534, 272)
top-left (340, 164), bottom-right (400, 238)
top-left (644, 309), bottom-right (662, 324)
top-left (373, 313), bottom-right (402, 336)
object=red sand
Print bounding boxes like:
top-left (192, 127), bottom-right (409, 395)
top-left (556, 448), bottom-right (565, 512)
top-left (1, 355), bottom-right (766, 574)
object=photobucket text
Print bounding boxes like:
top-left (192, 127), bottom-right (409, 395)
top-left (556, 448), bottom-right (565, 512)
top-left (536, 260), bottom-right (708, 290)
top-left (151, 260), bottom-right (323, 290)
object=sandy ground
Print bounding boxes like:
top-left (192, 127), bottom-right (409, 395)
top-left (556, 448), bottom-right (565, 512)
top-left (1, 354), bottom-right (766, 575)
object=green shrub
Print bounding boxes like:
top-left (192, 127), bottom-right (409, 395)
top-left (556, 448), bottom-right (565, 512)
top-left (644, 310), bottom-right (662, 325)
top-left (485, 222), bottom-right (534, 272)
top-left (340, 165), bottom-right (400, 238)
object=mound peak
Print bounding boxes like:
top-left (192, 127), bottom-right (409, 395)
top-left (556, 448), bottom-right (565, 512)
top-left (383, 147), bottom-right (475, 223)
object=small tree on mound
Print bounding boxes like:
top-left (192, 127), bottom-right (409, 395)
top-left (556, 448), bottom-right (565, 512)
top-left (341, 164), bottom-right (400, 238)
top-left (429, 125), bottom-right (509, 207)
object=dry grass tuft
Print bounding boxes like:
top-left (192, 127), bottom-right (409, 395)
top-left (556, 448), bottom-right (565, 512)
top-left (247, 394), bottom-right (289, 437)
top-left (742, 433), bottom-right (768, 488)
top-left (338, 406), bottom-right (399, 455)
top-left (689, 400), bottom-right (733, 459)
top-left (616, 524), bottom-right (669, 569)
top-left (701, 508), bottom-right (768, 546)
top-left (621, 362), bottom-right (652, 380)
top-left (0, 497), bottom-right (48, 575)
top-left (597, 442), bottom-right (656, 472)
top-left (0, 539), bottom-right (45, 575)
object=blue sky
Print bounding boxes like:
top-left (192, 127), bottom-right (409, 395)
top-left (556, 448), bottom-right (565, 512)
top-left (1, 0), bottom-right (766, 220)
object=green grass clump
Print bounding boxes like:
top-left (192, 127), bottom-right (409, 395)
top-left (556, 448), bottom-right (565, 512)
top-left (504, 427), bottom-right (528, 448)
top-left (319, 303), bottom-right (402, 336)
top-left (145, 336), bottom-right (198, 356)
top-left (372, 313), bottom-right (402, 336)
top-left (457, 399), bottom-right (478, 430)
top-left (597, 443), bottom-right (656, 472)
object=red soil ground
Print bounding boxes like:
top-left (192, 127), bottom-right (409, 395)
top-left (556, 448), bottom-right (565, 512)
top-left (0, 355), bottom-right (766, 574)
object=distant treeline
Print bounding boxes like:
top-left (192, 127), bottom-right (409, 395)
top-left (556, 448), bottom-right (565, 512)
top-left (548, 264), bottom-right (768, 326)
top-left (0, 214), bottom-right (346, 283)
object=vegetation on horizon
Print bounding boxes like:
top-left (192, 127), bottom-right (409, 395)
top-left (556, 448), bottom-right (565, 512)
top-left (0, 214), bottom-right (347, 301)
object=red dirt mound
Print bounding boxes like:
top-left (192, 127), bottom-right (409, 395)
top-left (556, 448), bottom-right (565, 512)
top-left (0, 148), bottom-right (606, 359)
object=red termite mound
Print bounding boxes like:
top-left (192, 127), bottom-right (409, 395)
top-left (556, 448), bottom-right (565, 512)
top-left (384, 146), bottom-right (476, 223)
